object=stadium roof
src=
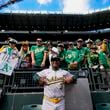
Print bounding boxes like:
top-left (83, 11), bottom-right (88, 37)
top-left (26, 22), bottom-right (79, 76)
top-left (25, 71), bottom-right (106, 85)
top-left (0, 10), bottom-right (110, 32)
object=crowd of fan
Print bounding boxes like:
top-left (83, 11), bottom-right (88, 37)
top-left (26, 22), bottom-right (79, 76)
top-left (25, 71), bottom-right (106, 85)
top-left (0, 37), bottom-right (110, 71)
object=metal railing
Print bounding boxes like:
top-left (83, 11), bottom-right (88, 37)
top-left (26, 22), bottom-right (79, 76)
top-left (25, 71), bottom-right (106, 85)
top-left (88, 68), bottom-right (110, 91)
top-left (0, 68), bottom-right (109, 93)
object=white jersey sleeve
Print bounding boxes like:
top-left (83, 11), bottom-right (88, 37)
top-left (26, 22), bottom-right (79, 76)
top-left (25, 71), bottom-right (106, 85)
top-left (62, 70), bottom-right (74, 78)
top-left (36, 69), bottom-right (49, 77)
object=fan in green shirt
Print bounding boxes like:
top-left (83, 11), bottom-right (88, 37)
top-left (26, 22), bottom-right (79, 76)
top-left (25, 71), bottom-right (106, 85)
top-left (31, 38), bottom-right (48, 67)
top-left (87, 45), bottom-right (109, 69)
top-left (57, 43), bottom-right (67, 69)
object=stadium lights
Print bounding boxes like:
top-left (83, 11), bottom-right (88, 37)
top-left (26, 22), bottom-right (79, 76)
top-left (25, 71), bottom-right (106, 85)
top-left (1, 30), bottom-right (5, 32)
top-left (64, 30), bottom-right (68, 32)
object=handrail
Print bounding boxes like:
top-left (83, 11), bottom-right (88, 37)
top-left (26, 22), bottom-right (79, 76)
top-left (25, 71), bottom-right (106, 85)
top-left (0, 68), bottom-right (109, 93)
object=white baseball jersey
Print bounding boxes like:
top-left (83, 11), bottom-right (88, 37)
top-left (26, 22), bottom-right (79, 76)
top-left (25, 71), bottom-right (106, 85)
top-left (36, 68), bottom-right (73, 98)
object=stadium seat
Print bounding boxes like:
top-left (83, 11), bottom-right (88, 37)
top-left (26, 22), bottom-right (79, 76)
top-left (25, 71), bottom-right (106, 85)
top-left (22, 104), bottom-right (42, 110)
top-left (95, 103), bottom-right (110, 110)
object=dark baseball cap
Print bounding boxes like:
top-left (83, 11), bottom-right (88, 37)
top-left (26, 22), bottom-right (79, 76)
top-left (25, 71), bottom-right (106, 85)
top-left (51, 56), bottom-right (60, 61)
top-left (77, 38), bottom-right (83, 42)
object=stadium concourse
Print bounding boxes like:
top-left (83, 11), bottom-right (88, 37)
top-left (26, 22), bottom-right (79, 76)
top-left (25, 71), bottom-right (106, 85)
top-left (0, 10), bottom-right (110, 110)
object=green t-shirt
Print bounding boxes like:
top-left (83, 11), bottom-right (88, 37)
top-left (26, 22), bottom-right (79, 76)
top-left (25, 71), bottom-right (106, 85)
top-left (59, 49), bottom-right (67, 69)
top-left (73, 47), bottom-right (86, 66)
top-left (84, 47), bottom-right (90, 56)
top-left (99, 51), bottom-right (109, 69)
top-left (87, 52), bottom-right (99, 67)
top-left (65, 49), bottom-right (79, 64)
top-left (65, 47), bottom-right (86, 69)
top-left (31, 45), bottom-right (47, 66)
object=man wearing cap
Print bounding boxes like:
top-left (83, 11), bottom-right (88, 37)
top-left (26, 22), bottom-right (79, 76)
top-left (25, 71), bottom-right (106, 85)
top-left (0, 38), bottom-right (19, 69)
top-left (57, 43), bottom-right (67, 69)
top-left (0, 38), bottom-right (19, 58)
top-left (87, 45), bottom-right (109, 69)
top-left (36, 56), bottom-right (74, 110)
top-left (95, 39), bottom-right (102, 53)
top-left (31, 38), bottom-right (48, 68)
top-left (84, 39), bottom-right (94, 67)
top-left (87, 45), bottom-right (100, 69)
top-left (85, 39), bottom-right (93, 51)
top-left (65, 38), bottom-right (86, 69)
top-left (74, 38), bottom-right (88, 68)
top-left (67, 42), bottom-right (74, 50)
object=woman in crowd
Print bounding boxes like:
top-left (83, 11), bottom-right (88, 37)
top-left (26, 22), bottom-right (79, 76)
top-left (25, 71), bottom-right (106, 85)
top-left (19, 41), bottom-right (31, 68)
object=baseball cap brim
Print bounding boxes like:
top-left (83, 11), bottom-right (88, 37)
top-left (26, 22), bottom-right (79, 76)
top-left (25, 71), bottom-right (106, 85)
top-left (77, 39), bottom-right (83, 42)
top-left (51, 57), bottom-right (60, 61)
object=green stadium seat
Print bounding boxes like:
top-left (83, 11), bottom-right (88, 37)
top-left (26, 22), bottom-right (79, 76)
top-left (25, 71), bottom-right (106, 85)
top-left (22, 104), bottom-right (42, 110)
top-left (95, 103), bottom-right (110, 110)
